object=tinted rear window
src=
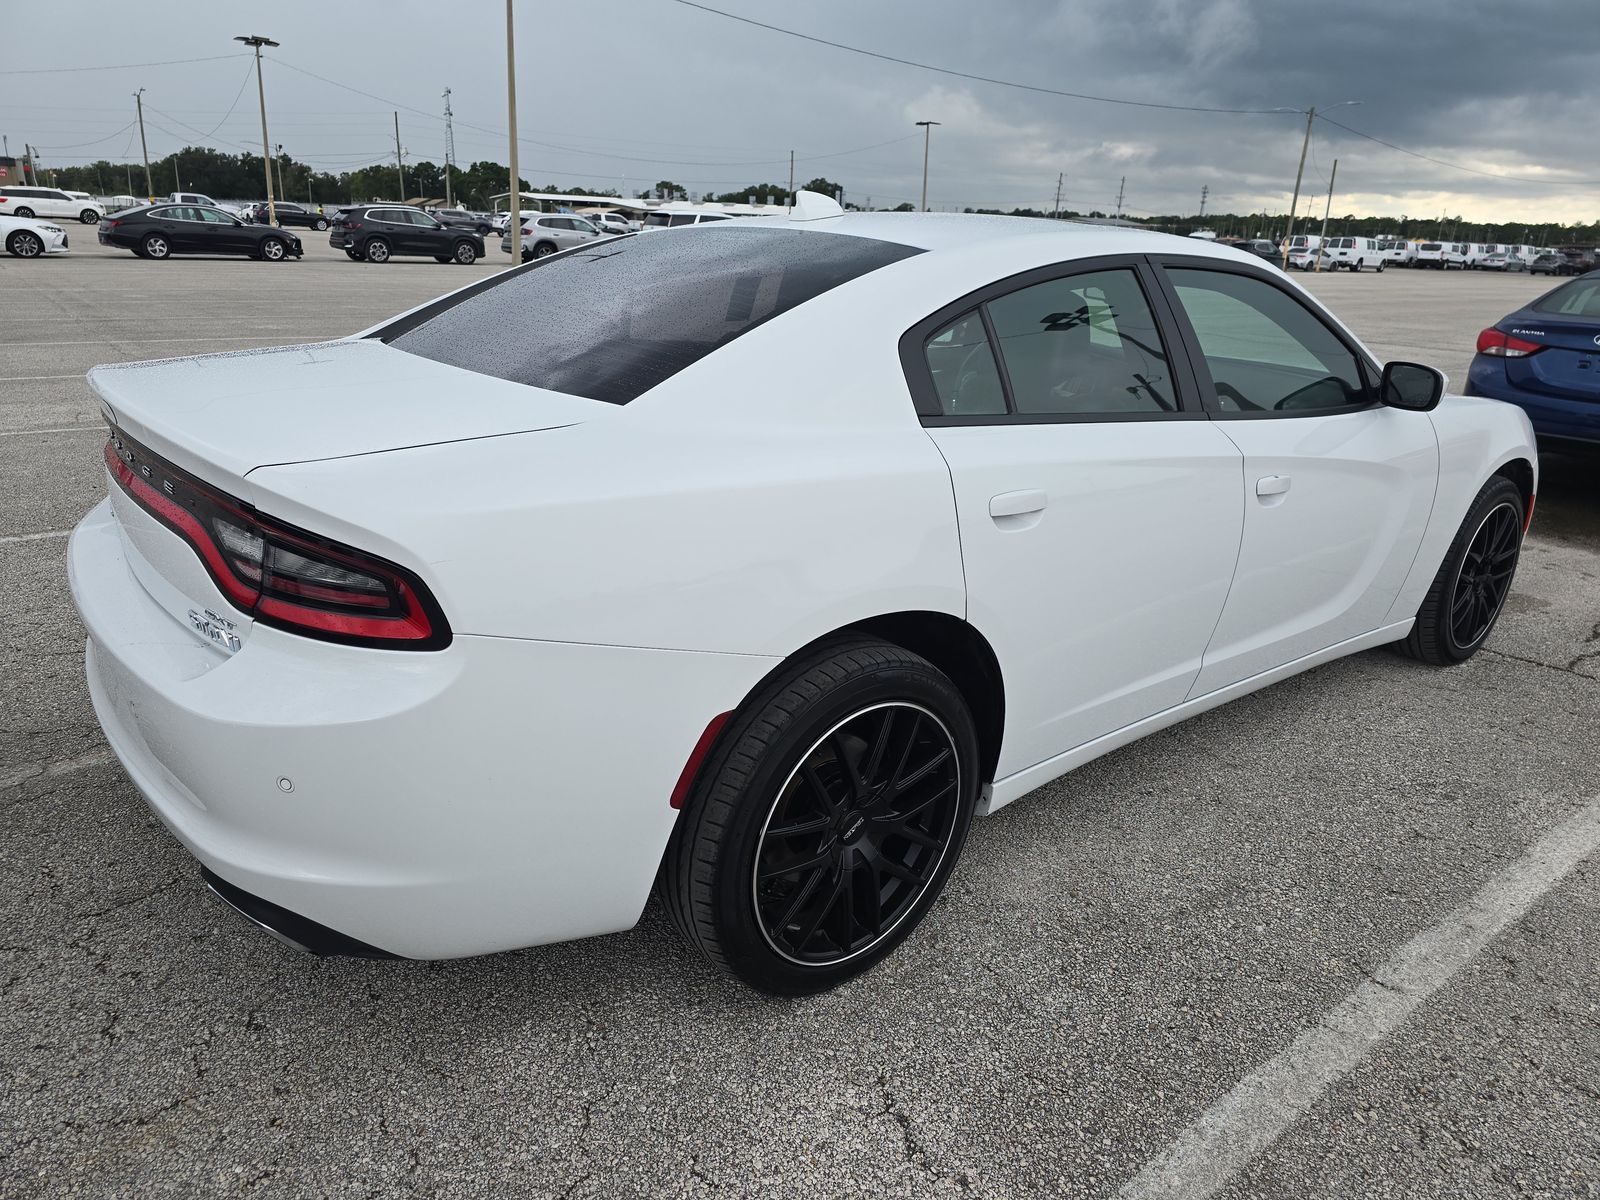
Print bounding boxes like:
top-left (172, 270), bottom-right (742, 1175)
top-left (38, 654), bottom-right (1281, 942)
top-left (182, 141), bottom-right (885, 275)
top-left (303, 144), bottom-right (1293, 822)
top-left (1533, 278), bottom-right (1600, 319)
top-left (385, 227), bottom-right (922, 404)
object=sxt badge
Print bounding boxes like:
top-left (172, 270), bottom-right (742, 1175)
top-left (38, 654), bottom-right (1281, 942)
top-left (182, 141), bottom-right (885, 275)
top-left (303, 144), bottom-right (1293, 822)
top-left (188, 608), bottom-right (242, 654)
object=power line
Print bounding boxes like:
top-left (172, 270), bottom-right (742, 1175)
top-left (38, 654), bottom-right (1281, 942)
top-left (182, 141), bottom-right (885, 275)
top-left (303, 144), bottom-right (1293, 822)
top-left (33, 122), bottom-right (137, 152)
top-left (1315, 113), bottom-right (1600, 187)
top-left (668, 0), bottom-right (1293, 116)
top-left (0, 54), bottom-right (251, 75)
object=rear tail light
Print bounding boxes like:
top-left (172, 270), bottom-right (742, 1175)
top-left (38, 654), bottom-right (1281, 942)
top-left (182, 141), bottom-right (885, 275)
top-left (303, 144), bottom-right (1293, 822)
top-left (104, 431), bottom-right (450, 650)
top-left (1475, 327), bottom-right (1543, 358)
top-left (345, 220), bottom-right (362, 230)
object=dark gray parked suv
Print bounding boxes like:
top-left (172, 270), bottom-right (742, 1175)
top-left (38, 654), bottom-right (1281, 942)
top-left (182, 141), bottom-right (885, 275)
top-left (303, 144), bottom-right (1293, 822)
top-left (328, 206), bottom-right (485, 264)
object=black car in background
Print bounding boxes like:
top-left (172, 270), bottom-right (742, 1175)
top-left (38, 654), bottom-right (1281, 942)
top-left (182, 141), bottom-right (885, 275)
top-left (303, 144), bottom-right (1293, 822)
top-left (98, 204), bottom-right (303, 261)
top-left (1226, 238), bottom-right (1281, 263)
top-left (242, 201), bottom-right (330, 231)
top-left (328, 205), bottom-right (484, 264)
top-left (1529, 253), bottom-right (1573, 276)
top-left (433, 208), bottom-right (496, 235)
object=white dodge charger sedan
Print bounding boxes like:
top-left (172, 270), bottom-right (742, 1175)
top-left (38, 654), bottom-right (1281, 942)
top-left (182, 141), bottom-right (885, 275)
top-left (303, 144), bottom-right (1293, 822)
top-left (68, 194), bottom-right (1536, 994)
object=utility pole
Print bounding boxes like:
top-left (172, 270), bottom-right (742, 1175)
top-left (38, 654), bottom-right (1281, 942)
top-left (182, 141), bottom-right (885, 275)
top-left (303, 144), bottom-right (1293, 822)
top-left (133, 88), bottom-right (153, 199)
top-left (234, 35), bottom-right (279, 225)
top-left (916, 120), bottom-right (940, 212)
top-left (504, 0), bottom-right (520, 269)
top-left (1314, 158), bottom-right (1337, 271)
top-left (1115, 176), bottom-right (1126, 219)
top-left (1053, 172), bottom-right (1063, 220)
top-left (1281, 105), bottom-right (1315, 267)
top-left (788, 149), bottom-right (794, 205)
top-left (442, 87), bottom-right (456, 209)
top-left (274, 144), bottom-right (285, 205)
top-left (1199, 184), bottom-right (1208, 220)
top-left (393, 113), bottom-right (406, 200)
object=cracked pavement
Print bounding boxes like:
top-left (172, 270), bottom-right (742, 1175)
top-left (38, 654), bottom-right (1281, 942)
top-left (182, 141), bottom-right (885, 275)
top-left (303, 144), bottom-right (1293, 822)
top-left (2, 245), bottom-right (1598, 1198)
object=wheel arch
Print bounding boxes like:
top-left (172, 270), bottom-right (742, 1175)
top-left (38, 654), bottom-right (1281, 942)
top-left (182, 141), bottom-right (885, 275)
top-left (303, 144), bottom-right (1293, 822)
top-left (1493, 456), bottom-right (1535, 515)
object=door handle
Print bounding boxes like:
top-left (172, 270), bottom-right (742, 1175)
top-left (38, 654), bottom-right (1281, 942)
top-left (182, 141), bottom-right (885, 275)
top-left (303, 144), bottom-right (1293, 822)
top-left (990, 490), bottom-right (1047, 518)
top-left (1255, 475), bottom-right (1292, 498)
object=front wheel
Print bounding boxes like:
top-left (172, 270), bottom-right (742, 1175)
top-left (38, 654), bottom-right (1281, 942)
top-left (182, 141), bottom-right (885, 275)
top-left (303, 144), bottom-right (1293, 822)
top-left (453, 241), bottom-right (478, 264)
top-left (259, 237), bottom-right (287, 262)
top-left (1396, 476), bottom-right (1524, 665)
top-left (662, 638), bottom-right (980, 995)
top-left (6, 230), bottom-right (43, 258)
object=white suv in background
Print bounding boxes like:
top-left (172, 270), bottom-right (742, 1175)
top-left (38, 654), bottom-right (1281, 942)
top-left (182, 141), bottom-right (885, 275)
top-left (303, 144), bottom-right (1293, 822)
top-left (0, 186), bottom-right (103, 224)
top-left (499, 214), bottom-right (604, 260)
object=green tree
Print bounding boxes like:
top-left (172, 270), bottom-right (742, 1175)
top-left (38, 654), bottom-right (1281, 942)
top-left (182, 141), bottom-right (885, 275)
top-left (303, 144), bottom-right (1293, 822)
top-left (801, 177), bottom-right (843, 198)
top-left (652, 180), bottom-right (687, 200)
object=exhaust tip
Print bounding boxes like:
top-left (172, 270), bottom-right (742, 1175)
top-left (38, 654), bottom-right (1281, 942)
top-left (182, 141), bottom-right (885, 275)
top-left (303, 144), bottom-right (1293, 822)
top-left (201, 868), bottom-right (401, 960)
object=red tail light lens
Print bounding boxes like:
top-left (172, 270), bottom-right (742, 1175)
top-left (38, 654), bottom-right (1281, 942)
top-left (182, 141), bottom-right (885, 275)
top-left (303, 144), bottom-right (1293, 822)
top-left (1475, 327), bottom-right (1543, 357)
top-left (521, 226), bottom-right (533, 235)
top-left (104, 431), bottom-right (450, 650)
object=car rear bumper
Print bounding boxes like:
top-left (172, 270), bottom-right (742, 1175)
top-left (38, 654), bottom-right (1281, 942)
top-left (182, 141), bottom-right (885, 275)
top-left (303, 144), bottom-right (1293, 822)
top-left (68, 497), bottom-right (775, 959)
top-left (1465, 356), bottom-right (1600, 445)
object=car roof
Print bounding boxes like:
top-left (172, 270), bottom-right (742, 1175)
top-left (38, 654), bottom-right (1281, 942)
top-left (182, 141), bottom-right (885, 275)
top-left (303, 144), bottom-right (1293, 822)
top-left (713, 211), bottom-right (1248, 264)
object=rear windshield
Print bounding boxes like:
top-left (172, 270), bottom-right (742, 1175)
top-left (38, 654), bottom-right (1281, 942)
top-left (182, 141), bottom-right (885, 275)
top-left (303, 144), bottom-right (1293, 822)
top-left (385, 227), bottom-right (922, 404)
top-left (1533, 278), bottom-right (1600, 318)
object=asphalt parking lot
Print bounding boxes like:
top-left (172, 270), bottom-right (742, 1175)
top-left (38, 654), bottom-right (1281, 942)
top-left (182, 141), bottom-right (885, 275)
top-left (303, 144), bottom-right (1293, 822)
top-left (2, 238), bottom-right (1597, 1199)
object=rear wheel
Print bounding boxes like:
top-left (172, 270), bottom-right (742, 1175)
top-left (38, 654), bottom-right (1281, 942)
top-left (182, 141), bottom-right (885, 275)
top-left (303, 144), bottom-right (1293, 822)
top-left (313, 218), bottom-right (328, 231)
top-left (364, 238), bottom-right (390, 263)
top-left (1352, 259), bottom-right (1362, 272)
top-left (80, 209), bottom-right (99, 225)
top-left (6, 230), bottom-right (43, 258)
top-left (532, 241), bottom-right (557, 259)
top-left (1396, 477), bottom-right (1524, 665)
top-left (345, 249), bottom-right (361, 261)
top-left (13, 206), bottom-right (34, 219)
top-left (141, 234), bottom-right (170, 260)
top-left (663, 638), bottom-right (980, 995)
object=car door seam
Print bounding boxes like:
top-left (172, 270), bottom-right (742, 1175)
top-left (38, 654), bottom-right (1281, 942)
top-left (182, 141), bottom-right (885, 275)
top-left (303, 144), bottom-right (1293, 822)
top-left (1184, 421), bottom-right (1249, 702)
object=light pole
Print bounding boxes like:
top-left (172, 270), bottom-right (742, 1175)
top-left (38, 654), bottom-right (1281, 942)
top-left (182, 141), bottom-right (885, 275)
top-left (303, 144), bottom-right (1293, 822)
top-left (1280, 100), bottom-right (1359, 268)
top-left (505, 0), bottom-right (521, 269)
top-left (234, 35), bottom-right (280, 226)
top-left (275, 143), bottom-right (286, 206)
top-left (916, 121), bottom-right (940, 212)
top-left (133, 88), bottom-right (153, 199)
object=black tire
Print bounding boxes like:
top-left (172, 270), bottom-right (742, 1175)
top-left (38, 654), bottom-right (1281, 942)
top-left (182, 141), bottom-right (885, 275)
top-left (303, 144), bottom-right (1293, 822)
top-left (453, 241), bottom-right (477, 265)
top-left (363, 238), bottom-right (390, 263)
top-left (141, 233), bottom-right (170, 260)
top-left (7, 231), bottom-right (43, 258)
top-left (345, 249), bottom-right (361, 261)
top-left (520, 247), bottom-right (533, 263)
top-left (433, 255), bottom-right (451, 263)
top-left (663, 637), bottom-right (980, 995)
top-left (258, 237), bottom-right (288, 262)
top-left (13, 206), bottom-right (34, 218)
top-left (1396, 476), bottom-right (1524, 665)
top-left (532, 241), bottom-right (557, 259)
top-left (80, 209), bottom-right (100, 225)
top-left (1352, 259), bottom-right (1362, 272)
top-left (313, 218), bottom-right (329, 231)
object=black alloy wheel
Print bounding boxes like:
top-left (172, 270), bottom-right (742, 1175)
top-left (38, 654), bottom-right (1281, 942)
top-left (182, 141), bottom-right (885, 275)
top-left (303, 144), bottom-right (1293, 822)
top-left (8, 231), bottom-right (43, 258)
top-left (13, 206), bottom-right (34, 218)
top-left (80, 210), bottom-right (99, 224)
top-left (663, 637), bottom-right (980, 995)
top-left (753, 702), bottom-right (962, 966)
top-left (1397, 476), bottom-right (1524, 665)
top-left (1448, 501), bottom-right (1520, 652)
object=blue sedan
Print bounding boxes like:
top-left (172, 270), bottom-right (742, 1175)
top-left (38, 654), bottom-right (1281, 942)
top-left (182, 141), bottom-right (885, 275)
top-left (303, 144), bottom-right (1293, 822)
top-left (1465, 270), bottom-right (1600, 446)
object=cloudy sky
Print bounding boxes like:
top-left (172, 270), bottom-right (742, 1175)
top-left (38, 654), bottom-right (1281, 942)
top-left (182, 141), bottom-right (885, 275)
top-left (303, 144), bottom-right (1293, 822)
top-left (6, 0), bottom-right (1598, 222)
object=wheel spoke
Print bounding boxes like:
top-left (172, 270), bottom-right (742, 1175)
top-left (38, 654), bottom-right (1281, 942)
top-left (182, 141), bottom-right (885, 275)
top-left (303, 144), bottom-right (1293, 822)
top-left (771, 864), bottom-right (829, 933)
top-left (894, 746), bottom-right (953, 795)
top-left (801, 760), bottom-right (841, 815)
top-left (860, 866), bottom-right (884, 937)
top-left (766, 815), bottom-right (831, 840)
top-left (829, 732), bottom-right (865, 802)
top-left (794, 864), bottom-right (847, 949)
top-left (879, 780), bottom-right (956, 827)
top-left (759, 845), bottom-right (833, 879)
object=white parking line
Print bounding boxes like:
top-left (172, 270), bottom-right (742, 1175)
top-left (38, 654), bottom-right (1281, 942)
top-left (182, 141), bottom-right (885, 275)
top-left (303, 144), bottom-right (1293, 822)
top-left (0, 374), bottom-right (86, 382)
top-left (0, 426), bottom-right (100, 437)
top-left (1120, 795), bottom-right (1600, 1200)
top-left (0, 530), bottom-right (70, 546)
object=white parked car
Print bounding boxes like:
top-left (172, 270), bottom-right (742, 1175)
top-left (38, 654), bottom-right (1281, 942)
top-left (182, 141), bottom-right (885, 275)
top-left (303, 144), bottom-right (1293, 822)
top-left (0, 213), bottom-right (70, 257)
top-left (1285, 246), bottom-right (1321, 271)
top-left (499, 213), bottom-right (604, 260)
top-left (69, 198), bottom-right (1537, 994)
top-left (167, 191), bottom-right (240, 215)
top-left (0, 185), bottom-right (103, 224)
top-left (1321, 236), bottom-right (1386, 272)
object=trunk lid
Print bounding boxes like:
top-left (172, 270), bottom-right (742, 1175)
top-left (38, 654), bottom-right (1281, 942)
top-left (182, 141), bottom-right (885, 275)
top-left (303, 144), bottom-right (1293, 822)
top-left (89, 338), bottom-right (599, 490)
top-left (1501, 313), bottom-right (1600, 403)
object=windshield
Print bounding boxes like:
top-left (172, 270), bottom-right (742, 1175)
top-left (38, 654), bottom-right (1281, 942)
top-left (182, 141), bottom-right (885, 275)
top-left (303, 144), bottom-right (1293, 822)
top-left (385, 227), bottom-right (922, 404)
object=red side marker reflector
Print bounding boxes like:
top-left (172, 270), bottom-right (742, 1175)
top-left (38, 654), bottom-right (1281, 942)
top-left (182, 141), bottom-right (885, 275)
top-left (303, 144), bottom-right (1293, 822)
top-left (670, 712), bottom-right (732, 810)
top-left (1525, 493), bottom-right (1536, 533)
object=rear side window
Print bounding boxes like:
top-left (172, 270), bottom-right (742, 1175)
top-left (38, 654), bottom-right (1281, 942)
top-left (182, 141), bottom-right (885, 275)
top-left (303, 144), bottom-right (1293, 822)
top-left (1534, 279), bottom-right (1600, 318)
top-left (386, 228), bottom-right (921, 404)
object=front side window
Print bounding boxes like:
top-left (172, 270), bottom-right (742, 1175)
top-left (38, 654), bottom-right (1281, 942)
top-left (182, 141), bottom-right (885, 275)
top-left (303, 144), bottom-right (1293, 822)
top-left (387, 227), bottom-right (921, 405)
top-left (923, 311), bottom-right (1005, 416)
top-left (1167, 268), bottom-right (1368, 414)
top-left (985, 269), bottom-right (1176, 414)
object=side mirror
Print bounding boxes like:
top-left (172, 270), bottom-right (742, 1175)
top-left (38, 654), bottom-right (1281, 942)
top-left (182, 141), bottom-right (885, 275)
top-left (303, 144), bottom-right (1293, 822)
top-left (1381, 361), bottom-right (1445, 412)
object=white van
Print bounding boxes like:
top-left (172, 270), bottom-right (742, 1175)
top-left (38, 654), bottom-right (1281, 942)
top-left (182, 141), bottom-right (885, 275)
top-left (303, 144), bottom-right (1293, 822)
top-left (1283, 234), bottom-right (1322, 253)
top-left (1415, 242), bottom-right (1449, 269)
top-left (1321, 236), bottom-right (1386, 271)
top-left (1378, 241), bottom-right (1410, 266)
top-left (0, 186), bottom-right (104, 224)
